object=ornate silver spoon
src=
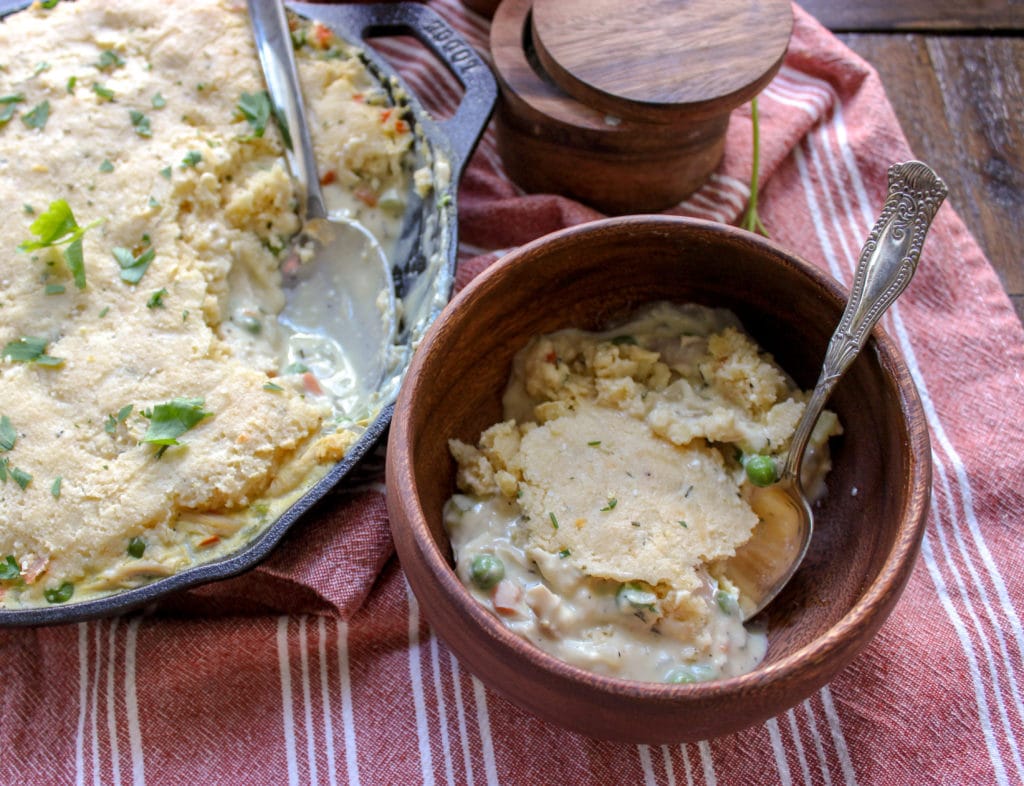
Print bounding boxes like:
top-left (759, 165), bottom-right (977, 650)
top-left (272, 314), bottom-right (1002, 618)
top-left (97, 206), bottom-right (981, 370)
top-left (722, 160), bottom-right (948, 620)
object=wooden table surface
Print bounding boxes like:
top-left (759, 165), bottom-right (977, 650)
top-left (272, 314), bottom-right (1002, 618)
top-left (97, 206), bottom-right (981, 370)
top-left (798, 0), bottom-right (1024, 324)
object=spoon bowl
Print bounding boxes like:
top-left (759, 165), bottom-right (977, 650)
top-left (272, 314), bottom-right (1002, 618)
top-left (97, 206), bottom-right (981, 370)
top-left (723, 160), bottom-right (948, 619)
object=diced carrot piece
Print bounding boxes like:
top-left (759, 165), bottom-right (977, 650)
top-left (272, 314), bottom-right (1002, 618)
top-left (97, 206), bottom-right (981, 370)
top-left (354, 185), bottom-right (378, 207)
top-left (320, 170), bottom-right (337, 186)
top-left (394, 119), bottom-right (409, 134)
top-left (379, 108), bottom-right (392, 123)
top-left (302, 372), bottom-right (323, 395)
top-left (198, 535), bottom-right (221, 548)
top-left (312, 23), bottom-right (333, 49)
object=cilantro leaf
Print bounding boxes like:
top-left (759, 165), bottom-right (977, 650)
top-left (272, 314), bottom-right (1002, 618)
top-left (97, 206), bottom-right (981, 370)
top-left (141, 397), bottom-right (212, 449)
top-left (19, 200), bottom-right (99, 289)
top-left (20, 199), bottom-right (78, 249)
top-left (99, 158), bottom-right (114, 173)
top-left (237, 91), bottom-right (271, 137)
top-left (0, 556), bottom-right (20, 581)
top-left (92, 83), bottom-right (114, 101)
top-left (51, 476), bottom-right (61, 498)
top-left (181, 150), bottom-right (202, 168)
top-left (112, 245), bottom-right (155, 284)
top-left (22, 100), bottom-right (49, 130)
top-left (0, 94), bottom-right (24, 125)
top-left (0, 415), bottom-right (15, 451)
top-left (2, 336), bottom-right (62, 366)
top-left (151, 92), bottom-right (166, 109)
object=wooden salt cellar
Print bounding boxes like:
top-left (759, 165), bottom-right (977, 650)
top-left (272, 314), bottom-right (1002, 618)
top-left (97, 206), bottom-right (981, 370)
top-left (490, 0), bottom-right (792, 214)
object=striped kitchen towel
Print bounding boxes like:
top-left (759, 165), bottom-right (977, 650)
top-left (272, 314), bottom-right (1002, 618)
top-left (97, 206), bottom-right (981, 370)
top-left (2, 1), bottom-right (1022, 784)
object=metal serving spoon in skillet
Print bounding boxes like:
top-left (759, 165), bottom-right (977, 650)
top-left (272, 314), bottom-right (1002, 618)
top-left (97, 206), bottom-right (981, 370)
top-left (721, 160), bottom-right (948, 620)
top-left (247, 0), bottom-right (398, 397)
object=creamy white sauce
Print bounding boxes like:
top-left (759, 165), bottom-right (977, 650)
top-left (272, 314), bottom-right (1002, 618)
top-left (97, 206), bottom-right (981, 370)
top-left (445, 495), bottom-right (767, 683)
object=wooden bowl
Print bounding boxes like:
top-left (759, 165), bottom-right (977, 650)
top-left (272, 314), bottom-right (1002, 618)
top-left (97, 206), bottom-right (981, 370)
top-left (385, 216), bottom-right (931, 742)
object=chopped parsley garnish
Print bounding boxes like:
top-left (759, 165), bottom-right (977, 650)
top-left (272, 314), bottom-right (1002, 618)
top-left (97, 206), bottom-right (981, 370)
top-left (19, 199), bottom-right (100, 289)
top-left (99, 158), bottom-right (114, 173)
top-left (33, 62), bottom-right (50, 76)
top-left (141, 397), bottom-right (212, 454)
top-left (146, 288), bottom-right (167, 308)
top-left (558, 548), bottom-right (571, 559)
top-left (180, 150), bottom-right (202, 168)
top-left (44, 582), bottom-right (74, 604)
top-left (600, 498), bottom-right (618, 511)
top-left (127, 537), bottom-right (145, 558)
top-left (283, 362), bottom-right (309, 375)
top-left (263, 382), bottom-right (283, 392)
top-left (151, 92), bottom-right (166, 109)
top-left (237, 90), bottom-right (271, 137)
top-left (22, 204), bottom-right (34, 214)
top-left (0, 93), bottom-right (24, 126)
top-left (587, 440), bottom-right (601, 447)
top-left (51, 476), bottom-right (61, 498)
top-left (611, 335), bottom-right (637, 346)
top-left (96, 49), bottom-right (125, 70)
top-left (92, 83), bottom-right (114, 101)
top-left (104, 404), bottom-right (133, 434)
top-left (159, 165), bottom-right (172, 179)
top-left (678, 520), bottom-right (689, 528)
top-left (98, 306), bottom-right (110, 317)
top-left (66, 75), bottom-right (77, 93)
top-left (45, 283), bottom-right (65, 295)
top-left (0, 415), bottom-right (16, 451)
top-left (21, 100), bottom-right (49, 130)
top-left (0, 556), bottom-right (20, 581)
top-left (11, 466), bottom-right (32, 489)
top-left (2, 336), bottom-right (62, 366)
top-left (129, 109), bottom-right (151, 137)
top-left (549, 512), bottom-right (559, 530)
top-left (0, 458), bottom-right (7, 482)
top-left (112, 244), bottom-right (155, 284)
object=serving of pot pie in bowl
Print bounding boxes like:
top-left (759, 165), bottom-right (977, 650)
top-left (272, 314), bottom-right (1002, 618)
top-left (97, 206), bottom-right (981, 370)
top-left (0, 0), bottom-right (495, 622)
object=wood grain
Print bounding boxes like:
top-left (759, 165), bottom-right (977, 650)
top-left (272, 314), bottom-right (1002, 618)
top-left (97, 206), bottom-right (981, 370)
top-left (798, 0), bottom-right (1024, 32)
top-left (529, 0), bottom-right (792, 123)
top-left (838, 33), bottom-right (1024, 322)
top-left (490, 0), bottom-right (730, 213)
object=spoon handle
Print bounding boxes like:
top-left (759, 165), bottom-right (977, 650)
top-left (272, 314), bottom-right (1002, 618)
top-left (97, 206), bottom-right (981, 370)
top-left (782, 160), bottom-right (947, 481)
top-left (248, 0), bottom-right (327, 220)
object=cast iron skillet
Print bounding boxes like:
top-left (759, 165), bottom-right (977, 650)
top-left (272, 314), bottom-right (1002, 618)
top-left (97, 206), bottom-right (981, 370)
top-left (0, 2), bottom-right (496, 626)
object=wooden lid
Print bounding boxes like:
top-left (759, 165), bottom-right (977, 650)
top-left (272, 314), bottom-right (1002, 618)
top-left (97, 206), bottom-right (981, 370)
top-left (530, 0), bottom-right (792, 123)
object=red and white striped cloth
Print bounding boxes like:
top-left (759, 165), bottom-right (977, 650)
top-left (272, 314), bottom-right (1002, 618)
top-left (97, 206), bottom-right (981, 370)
top-left (3, 2), bottom-right (1023, 783)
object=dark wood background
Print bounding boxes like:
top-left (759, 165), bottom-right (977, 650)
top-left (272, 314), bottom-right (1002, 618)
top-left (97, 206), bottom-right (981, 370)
top-left (799, 0), bottom-right (1024, 324)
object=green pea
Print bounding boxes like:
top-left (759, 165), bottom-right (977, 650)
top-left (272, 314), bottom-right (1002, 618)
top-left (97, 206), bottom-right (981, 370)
top-left (667, 664), bottom-right (716, 684)
top-left (469, 554), bottom-right (504, 590)
top-left (715, 588), bottom-right (740, 616)
top-left (616, 581), bottom-right (658, 613)
top-left (44, 581), bottom-right (74, 604)
top-left (744, 454), bottom-right (778, 487)
top-left (127, 537), bottom-right (146, 559)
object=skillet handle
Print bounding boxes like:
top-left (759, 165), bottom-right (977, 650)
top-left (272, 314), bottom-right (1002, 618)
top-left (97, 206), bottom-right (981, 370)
top-left (289, 2), bottom-right (497, 177)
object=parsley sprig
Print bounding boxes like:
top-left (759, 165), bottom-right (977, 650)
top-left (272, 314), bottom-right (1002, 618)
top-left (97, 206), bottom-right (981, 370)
top-left (19, 199), bottom-right (100, 289)
top-left (141, 397), bottom-right (212, 456)
top-left (112, 243), bottom-right (155, 284)
top-left (237, 91), bottom-right (271, 138)
top-left (2, 336), bottom-right (63, 366)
